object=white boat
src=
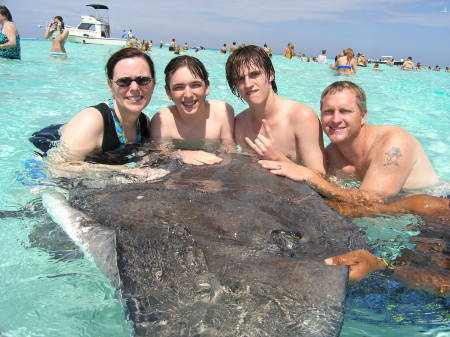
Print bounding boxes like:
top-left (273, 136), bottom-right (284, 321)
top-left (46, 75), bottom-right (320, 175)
top-left (67, 4), bottom-right (127, 46)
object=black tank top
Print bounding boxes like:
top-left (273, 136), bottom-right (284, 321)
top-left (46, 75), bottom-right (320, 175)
top-left (92, 103), bottom-right (149, 152)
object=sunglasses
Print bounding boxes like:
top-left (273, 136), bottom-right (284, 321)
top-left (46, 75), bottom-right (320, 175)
top-left (113, 76), bottom-right (153, 87)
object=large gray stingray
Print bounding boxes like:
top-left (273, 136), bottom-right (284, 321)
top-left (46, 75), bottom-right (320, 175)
top-left (43, 154), bottom-right (367, 337)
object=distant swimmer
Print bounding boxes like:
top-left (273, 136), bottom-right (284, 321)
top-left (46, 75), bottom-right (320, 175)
top-left (318, 50), bottom-right (327, 64)
top-left (230, 41), bottom-right (238, 53)
top-left (159, 40), bottom-right (163, 48)
top-left (127, 37), bottom-right (139, 48)
top-left (416, 62), bottom-right (423, 71)
top-left (226, 45), bottom-right (325, 173)
top-left (433, 65), bottom-right (441, 71)
top-left (335, 48), bottom-right (357, 74)
top-left (258, 81), bottom-right (439, 205)
top-left (43, 16), bottom-right (69, 58)
top-left (283, 43), bottom-right (292, 59)
top-left (373, 63), bottom-right (381, 71)
top-left (182, 42), bottom-right (189, 51)
top-left (220, 43), bottom-right (227, 54)
top-left (0, 5), bottom-right (21, 60)
top-left (151, 55), bottom-right (235, 165)
top-left (169, 38), bottom-right (175, 51)
top-left (400, 56), bottom-right (414, 71)
top-left (356, 53), bottom-right (368, 67)
top-left (263, 43), bottom-right (272, 57)
top-left (140, 40), bottom-right (150, 52)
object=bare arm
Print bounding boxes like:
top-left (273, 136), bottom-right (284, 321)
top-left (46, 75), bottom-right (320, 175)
top-left (359, 133), bottom-right (416, 199)
top-left (57, 107), bottom-right (104, 161)
top-left (293, 106), bottom-right (325, 173)
top-left (220, 103), bottom-right (235, 144)
top-left (60, 27), bottom-right (69, 41)
top-left (43, 23), bottom-right (55, 39)
top-left (351, 58), bottom-right (357, 73)
top-left (150, 111), bottom-right (164, 139)
top-left (258, 159), bottom-right (378, 204)
top-left (325, 250), bottom-right (450, 294)
top-left (0, 22), bottom-right (17, 48)
top-left (233, 110), bottom-right (250, 151)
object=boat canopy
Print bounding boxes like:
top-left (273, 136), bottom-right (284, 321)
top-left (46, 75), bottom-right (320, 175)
top-left (86, 4), bottom-right (109, 10)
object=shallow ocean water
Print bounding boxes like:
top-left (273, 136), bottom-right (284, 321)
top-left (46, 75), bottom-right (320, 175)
top-left (0, 40), bottom-right (448, 336)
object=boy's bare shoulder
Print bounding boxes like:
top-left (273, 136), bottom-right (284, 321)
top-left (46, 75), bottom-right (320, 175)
top-left (234, 107), bottom-right (251, 121)
top-left (279, 98), bottom-right (318, 124)
top-left (151, 105), bottom-right (177, 122)
top-left (278, 97), bottom-right (316, 116)
top-left (208, 100), bottom-right (234, 113)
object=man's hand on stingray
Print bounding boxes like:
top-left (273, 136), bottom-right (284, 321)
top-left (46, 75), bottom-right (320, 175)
top-left (324, 249), bottom-right (387, 281)
top-left (245, 119), bottom-right (290, 162)
top-left (178, 150), bottom-right (223, 166)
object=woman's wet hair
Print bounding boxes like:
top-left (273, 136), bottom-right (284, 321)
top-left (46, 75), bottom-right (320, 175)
top-left (105, 47), bottom-right (155, 80)
top-left (164, 55), bottom-right (209, 89)
top-left (343, 48), bottom-right (355, 64)
top-left (0, 6), bottom-right (13, 21)
top-left (225, 45), bottom-right (277, 98)
top-left (54, 16), bottom-right (65, 30)
top-left (320, 81), bottom-right (367, 114)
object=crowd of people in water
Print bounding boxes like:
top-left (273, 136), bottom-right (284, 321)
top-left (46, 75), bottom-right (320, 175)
top-left (1, 3), bottom-right (449, 73)
top-left (2, 5), bottom-right (449, 295)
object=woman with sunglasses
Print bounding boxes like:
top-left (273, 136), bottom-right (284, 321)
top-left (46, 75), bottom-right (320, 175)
top-left (47, 48), bottom-right (156, 177)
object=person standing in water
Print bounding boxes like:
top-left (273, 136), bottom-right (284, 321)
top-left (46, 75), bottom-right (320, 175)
top-left (44, 16), bottom-right (69, 58)
top-left (0, 6), bottom-right (21, 60)
top-left (335, 48), bottom-right (357, 74)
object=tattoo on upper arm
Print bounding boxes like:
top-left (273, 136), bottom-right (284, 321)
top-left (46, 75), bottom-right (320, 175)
top-left (384, 146), bottom-right (402, 166)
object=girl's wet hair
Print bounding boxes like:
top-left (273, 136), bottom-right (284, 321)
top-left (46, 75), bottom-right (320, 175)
top-left (0, 6), bottom-right (13, 21)
top-left (164, 55), bottom-right (209, 89)
top-left (54, 16), bottom-right (65, 30)
top-left (226, 45), bottom-right (277, 98)
top-left (105, 47), bottom-right (155, 80)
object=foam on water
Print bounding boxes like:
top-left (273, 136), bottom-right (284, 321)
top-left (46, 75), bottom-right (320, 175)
top-left (0, 39), bottom-right (448, 336)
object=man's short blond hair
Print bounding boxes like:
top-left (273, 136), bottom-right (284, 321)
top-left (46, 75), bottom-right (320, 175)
top-left (320, 81), bottom-right (367, 115)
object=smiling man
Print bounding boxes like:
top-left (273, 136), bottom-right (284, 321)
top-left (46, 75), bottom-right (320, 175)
top-left (225, 45), bottom-right (325, 173)
top-left (259, 81), bottom-right (439, 203)
top-left (151, 55), bottom-right (235, 165)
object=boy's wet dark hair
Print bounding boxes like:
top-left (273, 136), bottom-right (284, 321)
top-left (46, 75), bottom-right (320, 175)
top-left (105, 47), bottom-right (155, 80)
top-left (164, 55), bottom-right (209, 89)
top-left (225, 45), bottom-right (277, 98)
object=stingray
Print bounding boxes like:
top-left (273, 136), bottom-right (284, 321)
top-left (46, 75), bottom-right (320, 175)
top-left (43, 154), bottom-right (367, 337)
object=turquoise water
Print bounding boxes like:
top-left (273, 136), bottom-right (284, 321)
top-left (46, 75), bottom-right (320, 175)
top-left (0, 40), bottom-right (449, 336)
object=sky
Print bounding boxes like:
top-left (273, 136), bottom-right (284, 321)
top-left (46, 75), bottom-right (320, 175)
top-left (3, 0), bottom-right (450, 66)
